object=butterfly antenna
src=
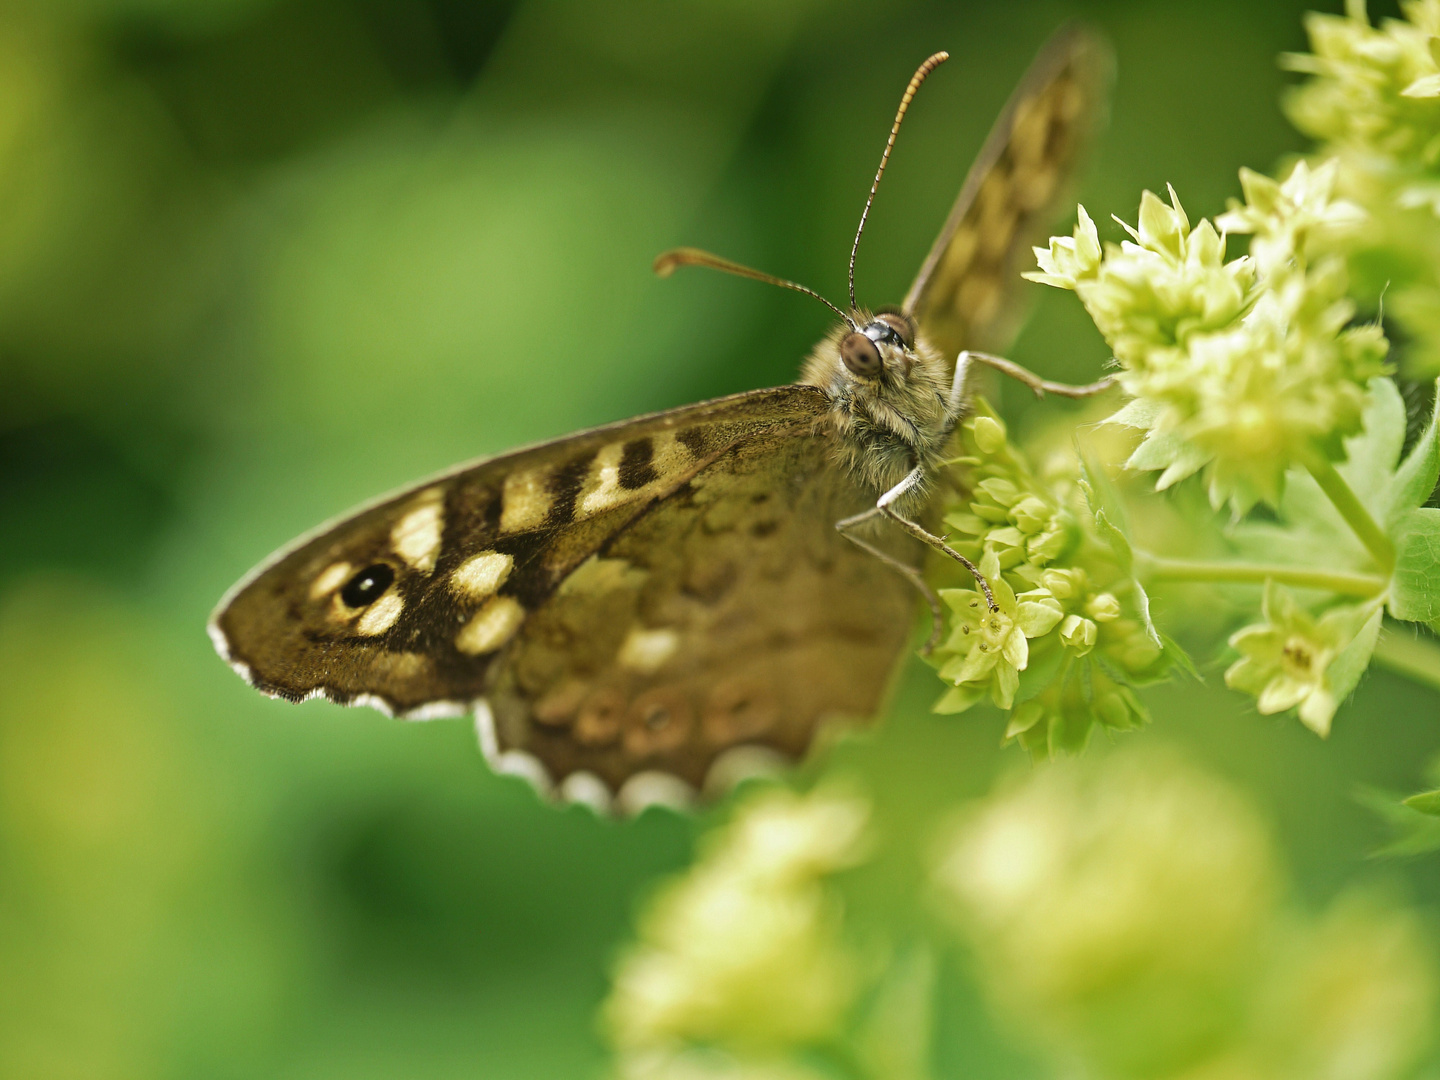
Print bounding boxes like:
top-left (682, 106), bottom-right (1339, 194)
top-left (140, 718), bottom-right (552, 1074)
top-left (654, 247), bottom-right (856, 329)
top-left (849, 50), bottom-right (949, 311)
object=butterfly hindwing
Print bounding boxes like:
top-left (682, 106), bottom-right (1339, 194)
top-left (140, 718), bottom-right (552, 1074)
top-left (211, 386), bottom-right (838, 721)
top-left (483, 413), bottom-right (919, 803)
top-left (903, 24), bottom-right (1111, 360)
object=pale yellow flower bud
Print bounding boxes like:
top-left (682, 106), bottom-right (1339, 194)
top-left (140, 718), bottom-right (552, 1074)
top-left (1085, 592), bottom-right (1122, 621)
top-left (971, 414), bottom-right (1007, 454)
top-left (1060, 614), bottom-right (1098, 654)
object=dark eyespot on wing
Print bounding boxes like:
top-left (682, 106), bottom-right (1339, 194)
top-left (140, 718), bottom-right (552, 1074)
top-left (340, 564), bottom-right (395, 608)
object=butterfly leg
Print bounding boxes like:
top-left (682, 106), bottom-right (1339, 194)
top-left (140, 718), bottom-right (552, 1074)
top-left (834, 516), bottom-right (946, 653)
top-left (961, 350), bottom-right (1115, 400)
top-left (871, 469), bottom-right (997, 613)
top-left (836, 468), bottom-right (999, 653)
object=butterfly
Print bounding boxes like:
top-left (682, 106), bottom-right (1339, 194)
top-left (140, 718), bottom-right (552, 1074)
top-left (209, 26), bottom-right (1112, 815)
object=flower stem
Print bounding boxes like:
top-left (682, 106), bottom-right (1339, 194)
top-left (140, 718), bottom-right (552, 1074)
top-left (1137, 552), bottom-right (1387, 597)
top-left (1372, 626), bottom-right (1440, 695)
top-left (1304, 454), bottom-right (1396, 572)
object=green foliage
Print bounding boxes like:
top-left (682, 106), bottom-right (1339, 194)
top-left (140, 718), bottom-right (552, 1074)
top-left (3, 2), bottom-right (1439, 1079)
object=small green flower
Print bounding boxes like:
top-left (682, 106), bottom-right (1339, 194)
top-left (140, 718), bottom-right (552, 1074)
top-left (935, 552), bottom-right (1064, 712)
top-left (1027, 203), bottom-right (1103, 288)
top-left (1224, 582), bottom-right (1364, 736)
top-left (1217, 159), bottom-right (1365, 274)
top-left (1059, 614), bottom-right (1098, 655)
top-left (1026, 188), bottom-right (1256, 372)
top-left (1281, 1), bottom-right (1440, 376)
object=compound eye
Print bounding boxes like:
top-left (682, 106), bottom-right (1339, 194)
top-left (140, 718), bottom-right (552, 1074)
top-left (840, 331), bottom-right (882, 377)
top-left (873, 311), bottom-right (916, 349)
top-left (340, 563), bottom-right (395, 608)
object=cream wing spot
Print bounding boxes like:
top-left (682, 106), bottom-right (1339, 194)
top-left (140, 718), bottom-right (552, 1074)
top-left (451, 551), bottom-right (513, 599)
top-left (391, 488), bottom-right (445, 572)
top-left (617, 771), bottom-right (696, 816)
top-left (576, 432), bottom-right (694, 520)
top-left (455, 595), bottom-right (526, 655)
top-left (500, 467), bottom-right (553, 534)
top-left (557, 554), bottom-right (647, 597)
top-left (310, 560), bottom-right (353, 599)
top-left (576, 441), bottom-right (627, 518)
top-left (559, 771), bottom-right (614, 816)
top-left (356, 591), bottom-right (404, 635)
top-left (617, 626), bottom-right (680, 674)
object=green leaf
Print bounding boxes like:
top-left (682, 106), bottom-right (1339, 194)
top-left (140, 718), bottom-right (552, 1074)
top-left (1229, 382), bottom-right (1406, 575)
top-left (1389, 507), bottom-right (1440, 622)
top-left (1157, 630), bottom-right (1200, 681)
top-left (1382, 377), bottom-right (1440, 530)
top-left (1402, 789), bottom-right (1440, 816)
top-left (1328, 604), bottom-right (1384, 704)
top-left (1014, 638), bottom-right (1068, 703)
top-left (1105, 395), bottom-right (1161, 430)
top-left (1234, 380), bottom-right (1436, 605)
top-left (933, 685), bottom-right (981, 715)
top-left (1356, 785), bottom-right (1440, 857)
top-left (1077, 443), bottom-right (1133, 571)
top-left (1346, 377), bottom-right (1407, 501)
top-left (1077, 442), bottom-right (1167, 648)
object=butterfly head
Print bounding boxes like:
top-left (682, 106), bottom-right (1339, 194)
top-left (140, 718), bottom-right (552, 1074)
top-left (809, 307), bottom-right (948, 416)
top-left (838, 310), bottom-right (917, 382)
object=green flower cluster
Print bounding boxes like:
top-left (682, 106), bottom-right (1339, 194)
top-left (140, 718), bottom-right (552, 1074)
top-left (929, 405), bottom-right (1168, 755)
top-left (934, 750), bottom-right (1437, 1080)
top-left (1284, 0), bottom-right (1440, 374)
top-left (1285, 0), bottom-right (1440, 195)
top-left (603, 788), bottom-right (871, 1080)
top-left (1027, 169), bottom-right (1388, 513)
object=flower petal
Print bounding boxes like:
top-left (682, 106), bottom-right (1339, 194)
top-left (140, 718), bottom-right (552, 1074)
top-left (1257, 676), bottom-right (1309, 715)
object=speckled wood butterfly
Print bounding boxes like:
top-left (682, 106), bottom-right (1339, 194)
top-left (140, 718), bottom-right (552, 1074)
top-left (210, 28), bottom-right (1111, 814)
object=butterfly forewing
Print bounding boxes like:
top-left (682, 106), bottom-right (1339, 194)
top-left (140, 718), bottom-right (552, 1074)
top-left (212, 385), bottom-right (915, 798)
top-left (904, 25), bottom-right (1111, 361)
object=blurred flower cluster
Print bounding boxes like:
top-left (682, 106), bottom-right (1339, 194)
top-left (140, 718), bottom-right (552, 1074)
top-left (604, 755), bottom-right (1436, 1080)
top-left (604, 788), bottom-right (871, 1080)
top-left (1027, 167), bottom-right (1387, 514)
top-left (929, 405), bottom-right (1175, 754)
top-left (935, 750), bottom-right (1436, 1080)
top-left (1284, 0), bottom-right (1440, 375)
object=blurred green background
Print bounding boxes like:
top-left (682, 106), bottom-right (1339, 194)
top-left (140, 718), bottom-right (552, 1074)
top-left (2, 0), bottom-right (1437, 1077)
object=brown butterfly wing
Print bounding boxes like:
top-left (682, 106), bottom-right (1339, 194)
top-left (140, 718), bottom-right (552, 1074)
top-left (903, 25), bottom-right (1112, 360)
top-left (212, 386), bottom-right (836, 718)
top-left (483, 413), bottom-right (918, 805)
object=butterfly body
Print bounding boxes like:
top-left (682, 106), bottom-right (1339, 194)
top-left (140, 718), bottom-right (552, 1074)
top-left (802, 309), bottom-right (953, 514)
top-left (210, 28), bottom-right (1110, 812)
